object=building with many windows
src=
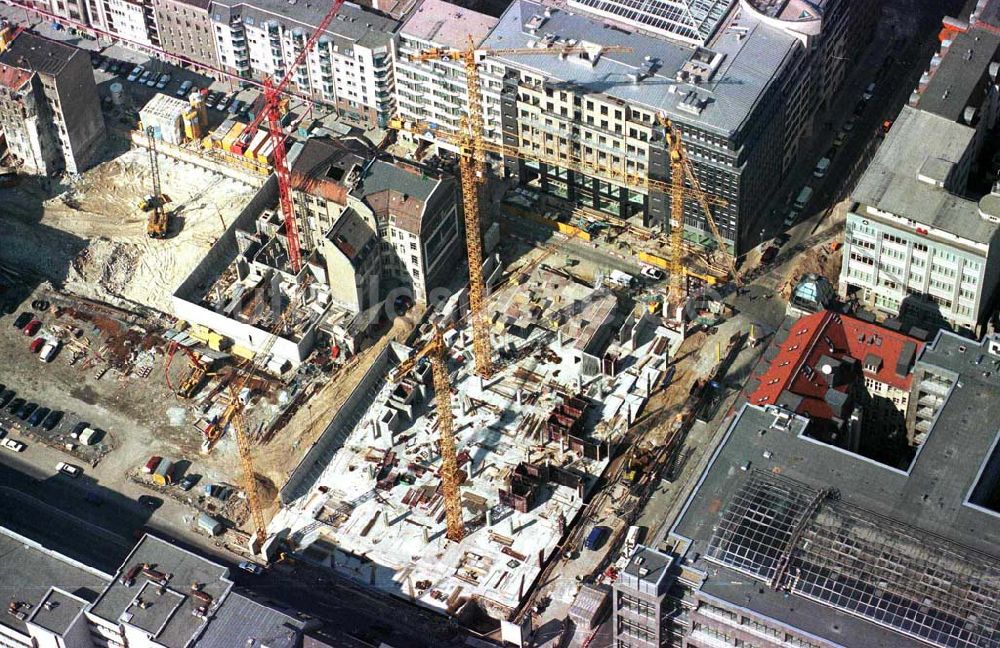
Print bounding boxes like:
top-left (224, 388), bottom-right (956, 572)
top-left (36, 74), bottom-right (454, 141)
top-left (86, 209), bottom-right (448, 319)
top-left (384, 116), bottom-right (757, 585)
top-left (209, 0), bottom-right (397, 128)
top-left (153, 0), bottom-right (221, 75)
top-left (612, 545), bottom-right (674, 647)
top-left (0, 32), bottom-right (106, 175)
top-left (663, 326), bottom-right (1000, 647)
top-left (393, 0), bottom-right (498, 152)
top-left (838, 105), bottom-right (1000, 336)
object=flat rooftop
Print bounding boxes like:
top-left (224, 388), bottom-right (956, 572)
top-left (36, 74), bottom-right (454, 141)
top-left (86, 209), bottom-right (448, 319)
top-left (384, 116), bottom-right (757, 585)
top-left (0, 527), bottom-right (109, 637)
top-left (88, 534), bottom-right (232, 648)
top-left (622, 545), bottom-right (671, 586)
top-left (197, 592), bottom-right (308, 648)
top-left (483, 0), bottom-right (798, 137)
top-left (671, 331), bottom-right (1000, 648)
top-left (918, 28), bottom-right (1000, 123)
top-left (27, 588), bottom-right (89, 636)
top-left (400, 0), bottom-right (499, 48)
top-left (853, 105), bottom-right (999, 245)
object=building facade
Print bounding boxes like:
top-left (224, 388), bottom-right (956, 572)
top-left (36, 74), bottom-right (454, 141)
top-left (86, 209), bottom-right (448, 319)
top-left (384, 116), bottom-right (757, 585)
top-left (839, 106), bottom-right (1000, 335)
top-left (85, 0), bottom-right (160, 50)
top-left (153, 0), bottom-right (220, 74)
top-left (393, 0), bottom-right (499, 151)
top-left (209, 0), bottom-right (397, 128)
top-left (0, 32), bottom-right (105, 175)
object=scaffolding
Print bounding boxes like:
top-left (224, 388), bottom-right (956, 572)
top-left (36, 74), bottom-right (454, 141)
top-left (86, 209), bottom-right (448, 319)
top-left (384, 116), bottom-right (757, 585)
top-left (706, 471), bottom-right (1000, 648)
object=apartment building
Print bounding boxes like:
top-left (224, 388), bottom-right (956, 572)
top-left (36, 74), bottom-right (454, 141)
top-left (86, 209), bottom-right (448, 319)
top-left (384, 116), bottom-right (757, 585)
top-left (839, 105), bottom-right (1000, 336)
top-left (153, 0), bottom-right (220, 73)
top-left (0, 32), bottom-right (105, 175)
top-left (209, 0), bottom-right (397, 128)
top-left (84, 0), bottom-right (160, 50)
top-left (393, 0), bottom-right (498, 151)
top-left (664, 328), bottom-right (1000, 648)
top-left (289, 137), bottom-right (462, 308)
top-left (612, 545), bottom-right (674, 647)
top-left (480, 0), bottom-right (801, 254)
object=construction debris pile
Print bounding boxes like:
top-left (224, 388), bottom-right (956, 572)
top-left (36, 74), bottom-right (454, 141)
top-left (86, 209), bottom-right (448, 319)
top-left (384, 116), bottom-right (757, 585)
top-left (273, 263), bottom-right (675, 619)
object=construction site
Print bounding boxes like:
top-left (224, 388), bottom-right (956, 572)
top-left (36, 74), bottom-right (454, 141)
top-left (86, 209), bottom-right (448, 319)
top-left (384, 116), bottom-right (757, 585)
top-left (271, 259), bottom-right (675, 619)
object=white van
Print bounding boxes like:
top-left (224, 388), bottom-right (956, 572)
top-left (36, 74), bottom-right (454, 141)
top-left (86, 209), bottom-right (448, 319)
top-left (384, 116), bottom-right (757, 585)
top-left (793, 186), bottom-right (814, 210)
top-left (39, 341), bottom-right (59, 363)
top-left (609, 269), bottom-right (635, 288)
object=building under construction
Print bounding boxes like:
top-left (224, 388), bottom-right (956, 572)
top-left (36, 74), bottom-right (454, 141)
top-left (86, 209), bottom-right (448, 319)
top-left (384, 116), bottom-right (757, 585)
top-left (272, 263), bottom-right (673, 618)
top-left (639, 329), bottom-right (1000, 648)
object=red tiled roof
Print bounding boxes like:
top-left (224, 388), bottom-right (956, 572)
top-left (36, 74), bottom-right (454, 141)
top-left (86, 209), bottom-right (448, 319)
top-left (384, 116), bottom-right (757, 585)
top-left (0, 63), bottom-right (30, 91)
top-left (747, 310), bottom-right (924, 421)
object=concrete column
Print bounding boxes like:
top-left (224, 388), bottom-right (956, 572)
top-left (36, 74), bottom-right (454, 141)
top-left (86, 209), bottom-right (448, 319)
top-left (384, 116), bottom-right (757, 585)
top-left (486, 509), bottom-right (494, 527)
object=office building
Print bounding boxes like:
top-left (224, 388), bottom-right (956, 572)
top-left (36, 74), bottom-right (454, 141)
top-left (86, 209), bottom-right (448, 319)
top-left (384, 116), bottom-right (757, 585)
top-left (393, 0), bottom-right (499, 151)
top-left (0, 32), bottom-right (106, 175)
top-left (612, 545), bottom-right (674, 647)
top-left (153, 0), bottom-right (221, 74)
top-left (665, 329), bottom-right (1000, 647)
top-left (209, 0), bottom-right (397, 128)
top-left (838, 105), bottom-right (1000, 336)
top-left (481, 0), bottom-right (796, 253)
top-left (742, 0), bottom-right (878, 170)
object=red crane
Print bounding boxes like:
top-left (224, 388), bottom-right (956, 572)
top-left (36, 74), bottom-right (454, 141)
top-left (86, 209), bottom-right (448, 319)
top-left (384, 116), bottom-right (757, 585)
top-left (244, 0), bottom-right (346, 273)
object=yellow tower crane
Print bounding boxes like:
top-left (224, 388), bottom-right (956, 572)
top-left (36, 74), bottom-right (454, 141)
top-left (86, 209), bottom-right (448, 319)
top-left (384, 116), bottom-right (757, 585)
top-left (389, 326), bottom-right (465, 542)
top-left (411, 39), bottom-right (632, 379)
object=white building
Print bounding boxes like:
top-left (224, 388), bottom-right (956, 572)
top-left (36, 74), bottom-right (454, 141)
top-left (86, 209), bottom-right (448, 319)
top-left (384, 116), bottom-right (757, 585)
top-left (209, 0), bottom-right (397, 128)
top-left (839, 105), bottom-right (1000, 335)
top-left (84, 0), bottom-right (159, 49)
top-left (393, 0), bottom-right (499, 151)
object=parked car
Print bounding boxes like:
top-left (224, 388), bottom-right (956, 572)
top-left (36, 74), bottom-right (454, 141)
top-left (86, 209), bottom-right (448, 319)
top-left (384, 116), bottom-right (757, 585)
top-left (833, 130), bottom-right (848, 147)
top-left (783, 209), bottom-right (800, 228)
top-left (39, 341), bottom-right (59, 362)
top-left (843, 117), bottom-right (856, 132)
top-left (127, 65), bottom-right (143, 82)
top-left (139, 69), bottom-right (154, 86)
top-left (6, 398), bottom-right (25, 415)
top-left (206, 92), bottom-right (221, 107)
top-left (101, 58), bottom-right (115, 72)
top-left (56, 462), bottom-right (82, 478)
top-left (23, 319), bottom-right (41, 336)
top-left (0, 390), bottom-right (14, 408)
top-left (110, 61), bottom-right (123, 75)
top-left (228, 99), bottom-right (244, 115)
top-left (13, 312), bottom-right (33, 329)
top-left (29, 337), bottom-right (45, 354)
top-left (16, 402), bottom-right (37, 420)
top-left (215, 94), bottom-right (231, 111)
top-left (178, 474), bottom-right (198, 491)
top-left (175, 80), bottom-right (193, 98)
top-left (639, 266), bottom-right (665, 281)
top-left (584, 525), bottom-right (608, 551)
top-left (91, 53), bottom-right (105, 68)
top-left (156, 73), bottom-right (171, 90)
top-left (28, 406), bottom-right (50, 427)
top-left (813, 157), bottom-right (831, 179)
top-left (863, 82), bottom-right (876, 101)
top-left (41, 410), bottom-right (62, 431)
top-left (1, 438), bottom-right (25, 452)
top-left (238, 561), bottom-right (264, 575)
top-left (71, 421), bottom-right (90, 438)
